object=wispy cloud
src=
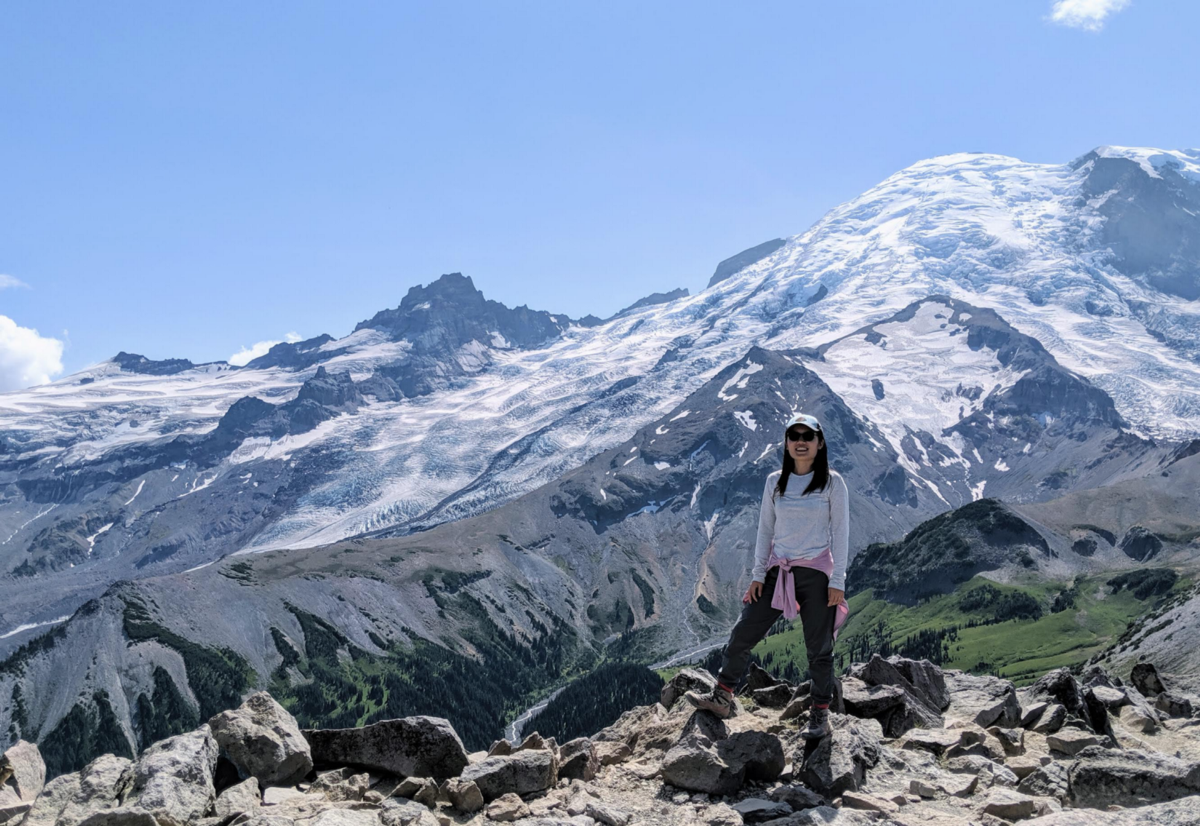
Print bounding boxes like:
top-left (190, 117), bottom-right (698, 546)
top-left (0, 315), bottom-right (64, 391)
top-left (228, 332), bottom-right (303, 367)
top-left (1049, 0), bottom-right (1130, 32)
top-left (0, 274), bottom-right (30, 290)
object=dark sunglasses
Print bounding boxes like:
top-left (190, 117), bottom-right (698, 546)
top-left (786, 429), bottom-right (818, 442)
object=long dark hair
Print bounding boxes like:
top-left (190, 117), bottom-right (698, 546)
top-left (773, 427), bottom-right (829, 500)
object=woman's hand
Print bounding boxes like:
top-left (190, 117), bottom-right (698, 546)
top-left (743, 580), bottom-right (764, 604)
top-left (827, 588), bottom-right (845, 607)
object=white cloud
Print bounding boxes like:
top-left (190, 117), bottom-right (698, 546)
top-left (0, 315), bottom-right (64, 391)
top-left (1049, 0), bottom-right (1130, 31)
top-left (228, 332), bottom-right (303, 367)
top-left (0, 274), bottom-right (30, 290)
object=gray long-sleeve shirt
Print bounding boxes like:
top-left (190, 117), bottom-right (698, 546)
top-left (751, 468), bottom-right (850, 591)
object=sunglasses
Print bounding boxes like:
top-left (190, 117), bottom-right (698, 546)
top-left (786, 430), bottom-right (819, 442)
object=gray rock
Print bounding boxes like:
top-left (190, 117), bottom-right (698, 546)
top-left (1047, 729), bottom-right (1101, 756)
top-left (1089, 686), bottom-right (1127, 709)
top-left (797, 716), bottom-right (881, 798)
top-left (660, 712), bottom-right (784, 796)
top-left (767, 783), bottom-right (826, 810)
top-left (558, 738), bottom-right (599, 782)
top-left (487, 740), bottom-right (513, 757)
top-left (987, 726), bottom-right (1025, 756)
top-left (732, 798), bottom-right (793, 823)
top-left (750, 684), bottom-right (794, 709)
top-left (841, 679), bottom-right (906, 718)
top-left (584, 802), bottom-right (632, 826)
top-left (1068, 746), bottom-right (1200, 808)
top-left (17, 772), bottom-right (81, 826)
top-left (310, 768), bottom-right (369, 801)
top-left (484, 792), bottom-right (528, 821)
top-left (1021, 701), bottom-right (1049, 728)
top-left (123, 726), bottom-right (220, 826)
top-left (1130, 662), bottom-right (1167, 697)
top-left (1017, 797), bottom-right (1200, 824)
top-left (214, 777), bottom-right (261, 819)
top-left (208, 692), bottom-right (313, 787)
top-left (1032, 704), bottom-right (1068, 734)
top-left (303, 717), bottom-right (468, 781)
top-left (74, 808), bottom-right (161, 826)
top-left (441, 778), bottom-right (483, 813)
top-left (847, 655), bottom-right (943, 736)
top-left (261, 787), bottom-right (305, 806)
top-left (900, 729), bottom-right (961, 756)
top-left (943, 670), bottom-right (1021, 728)
top-left (981, 788), bottom-right (1038, 820)
top-left (1017, 761), bottom-right (1069, 799)
top-left (1156, 692), bottom-right (1195, 718)
top-left (660, 668), bottom-right (717, 710)
top-left (411, 778), bottom-right (437, 808)
top-left (1, 740), bottom-right (45, 803)
top-left (946, 755), bottom-right (1020, 788)
top-left (459, 749), bottom-right (558, 801)
top-left (887, 656), bottom-right (951, 710)
top-left (745, 662), bottom-right (784, 692)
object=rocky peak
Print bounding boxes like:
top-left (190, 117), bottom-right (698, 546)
top-left (112, 352), bottom-right (198, 376)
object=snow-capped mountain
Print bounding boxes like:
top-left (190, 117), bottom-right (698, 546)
top-left (2, 145), bottom-right (1199, 647)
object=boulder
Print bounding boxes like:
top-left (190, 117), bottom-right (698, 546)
top-left (946, 755), bottom-right (1020, 789)
top-left (841, 679), bottom-right (906, 718)
top-left (213, 778), bottom-right (261, 819)
top-left (557, 738), bottom-right (599, 782)
top-left (208, 692), bottom-right (313, 786)
top-left (1130, 662), bottom-right (1166, 698)
top-left (797, 716), bottom-right (882, 798)
top-left (303, 717), bottom-right (468, 780)
top-left (899, 729), bottom-right (961, 756)
top-left (1016, 798), bottom-right (1200, 824)
top-left (1017, 762), bottom-right (1069, 800)
top-left (459, 749), bottom-right (557, 801)
top-left (484, 792), bottom-right (528, 821)
top-left (840, 791), bottom-right (899, 814)
top-left (309, 768), bottom-right (369, 802)
top-left (18, 772), bottom-right (83, 826)
top-left (732, 798), bottom-right (794, 823)
top-left (1154, 692), bottom-right (1194, 718)
top-left (943, 670), bottom-right (1021, 728)
top-left (123, 726), bottom-right (220, 826)
top-left (750, 684), bottom-right (794, 708)
top-left (848, 655), bottom-right (943, 735)
top-left (1118, 703), bottom-right (1159, 733)
top-left (1, 741), bottom-right (45, 803)
top-left (981, 788), bottom-right (1039, 820)
top-left (73, 809), bottom-right (161, 826)
top-left (745, 662), bottom-right (784, 692)
top-left (1032, 704), bottom-right (1067, 734)
top-left (1028, 670), bottom-right (1089, 722)
top-left (1021, 701), bottom-right (1049, 728)
top-left (987, 726), bottom-right (1025, 756)
top-left (1068, 746), bottom-right (1200, 808)
top-left (1079, 664), bottom-right (1119, 689)
top-left (1046, 730), bottom-right (1102, 756)
top-left (660, 712), bottom-right (784, 796)
top-left (1088, 686), bottom-right (1126, 709)
top-left (441, 778), bottom-right (484, 813)
top-left (767, 783), bottom-right (826, 810)
top-left (487, 739), bottom-right (512, 757)
top-left (660, 668), bottom-right (716, 710)
top-left (584, 802), bottom-right (633, 826)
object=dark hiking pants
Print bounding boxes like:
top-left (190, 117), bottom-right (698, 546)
top-left (716, 565), bottom-right (837, 706)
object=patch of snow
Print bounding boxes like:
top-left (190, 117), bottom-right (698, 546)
top-left (733, 410), bottom-right (758, 431)
top-left (123, 479), bottom-right (146, 506)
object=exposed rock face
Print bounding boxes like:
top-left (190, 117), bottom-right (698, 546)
top-left (659, 668), bottom-right (716, 710)
top-left (303, 717), bottom-right (468, 780)
top-left (208, 692), bottom-right (313, 786)
top-left (1, 740), bottom-right (46, 803)
top-left (557, 738), bottom-right (600, 782)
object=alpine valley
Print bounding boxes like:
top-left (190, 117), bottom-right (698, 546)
top-left (3, 146), bottom-right (1200, 778)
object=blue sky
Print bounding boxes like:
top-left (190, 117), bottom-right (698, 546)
top-left (0, 0), bottom-right (1195, 387)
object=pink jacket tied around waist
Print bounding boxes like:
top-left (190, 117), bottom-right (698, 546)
top-left (766, 545), bottom-right (850, 641)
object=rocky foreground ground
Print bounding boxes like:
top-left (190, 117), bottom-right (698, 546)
top-left (3, 656), bottom-right (1200, 826)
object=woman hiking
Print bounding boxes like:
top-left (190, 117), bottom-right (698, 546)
top-left (685, 412), bottom-right (850, 740)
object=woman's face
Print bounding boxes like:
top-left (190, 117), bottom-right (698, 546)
top-left (786, 425), bottom-right (823, 465)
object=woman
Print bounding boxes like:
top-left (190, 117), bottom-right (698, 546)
top-left (685, 412), bottom-right (850, 740)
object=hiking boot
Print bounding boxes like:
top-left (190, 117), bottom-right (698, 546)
top-left (800, 705), bottom-right (831, 740)
top-left (684, 685), bottom-right (736, 719)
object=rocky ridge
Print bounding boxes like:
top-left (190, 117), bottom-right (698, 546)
top-left (5, 656), bottom-right (1200, 826)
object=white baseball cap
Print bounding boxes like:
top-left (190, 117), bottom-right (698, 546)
top-left (785, 413), bottom-right (822, 431)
